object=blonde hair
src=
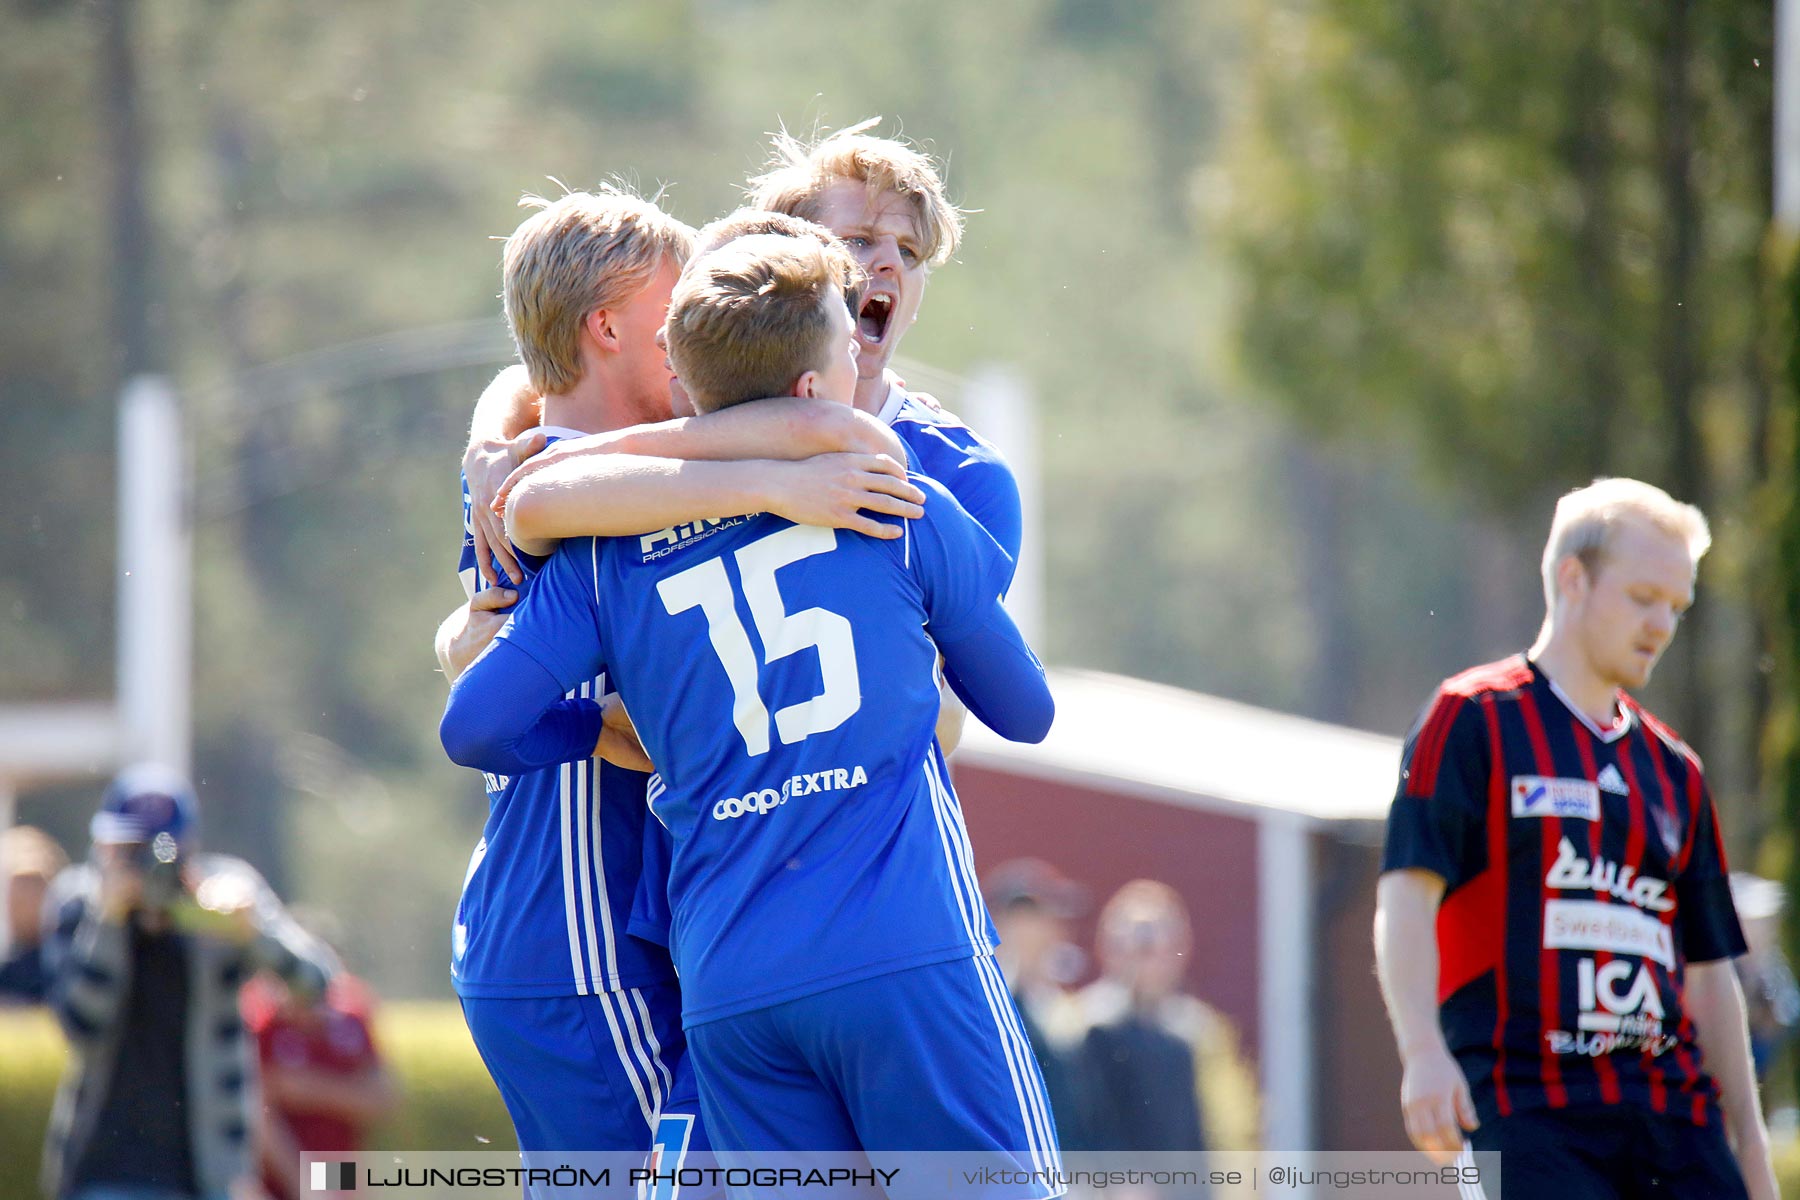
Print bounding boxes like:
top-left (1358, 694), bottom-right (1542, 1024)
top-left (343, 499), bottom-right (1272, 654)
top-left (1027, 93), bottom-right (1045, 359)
top-left (501, 186), bottom-right (696, 396)
top-left (746, 119), bottom-right (964, 268)
top-left (665, 234), bottom-right (862, 414)
top-left (696, 207), bottom-right (836, 256)
top-left (1541, 478), bottom-right (1712, 606)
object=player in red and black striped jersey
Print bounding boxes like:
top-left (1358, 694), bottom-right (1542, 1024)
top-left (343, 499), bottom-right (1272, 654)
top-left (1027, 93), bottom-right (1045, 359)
top-left (1376, 479), bottom-right (1777, 1200)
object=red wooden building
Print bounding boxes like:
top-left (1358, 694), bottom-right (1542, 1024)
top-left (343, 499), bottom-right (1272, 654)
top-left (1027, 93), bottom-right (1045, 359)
top-left (952, 668), bottom-right (1411, 1150)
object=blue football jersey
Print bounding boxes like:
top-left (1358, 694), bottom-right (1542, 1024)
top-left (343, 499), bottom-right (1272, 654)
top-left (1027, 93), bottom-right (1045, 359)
top-left (626, 387), bottom-right (1026, 958)
top-left (880, 384), bottom-right (1024, 585)
top-left (629, 796), bottom-right (676, 954)
top-left (451, 427), bottom-right (675, 998)
top-left (491, 474), bottom-right (1046, 1026)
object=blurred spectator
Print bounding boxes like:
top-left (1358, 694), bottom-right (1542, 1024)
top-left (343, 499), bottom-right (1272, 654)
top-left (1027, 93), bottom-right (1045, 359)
top-left (1075, 880), bottom-right (1259, 1154)
top-left (985, 858), bottom-right (1090, 1149)
top-left (1729, 873), bottom-right (1800, 1085)
top-left (242, 917), bottom-right (396, 1200)
top-left (40, 764), bottom-right (337, 1200)
top-left (1, 824), bottom-right (69, 1004)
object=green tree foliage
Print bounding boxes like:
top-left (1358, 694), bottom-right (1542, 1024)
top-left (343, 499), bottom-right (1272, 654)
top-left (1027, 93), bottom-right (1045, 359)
top-left (1214, 0), bottom-right (1777, 820)
top-left (1219, 1), bottom-right (1769, 496)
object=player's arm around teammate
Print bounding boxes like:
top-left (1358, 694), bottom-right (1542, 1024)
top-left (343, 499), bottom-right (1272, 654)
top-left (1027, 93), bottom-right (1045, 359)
top-left (461, 366), bottom-right (541, 585)
top-left (484, 412), bottom-right (981, 752)
top-left (1374, 869), bottom-right (1479, 1164)
top-left (501, 444), bottom-right (921, 551)
top-left (1687, 959), bottom-right (1780, 1200)
top-left (442, 234), bottom-right (1055, 776)
top-left (461, 364), bottom-right (909, 577)
top-left (439, 382), bottom-right (915, 669)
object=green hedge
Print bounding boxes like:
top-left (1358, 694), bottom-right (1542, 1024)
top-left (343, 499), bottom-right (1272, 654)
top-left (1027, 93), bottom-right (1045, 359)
top-left (363, 1001), bottom-right (518, 1150)
top-left (0, 1001), bottom-right (515, 1195)
top-left (0, 1008), bottom-right (64, 1191)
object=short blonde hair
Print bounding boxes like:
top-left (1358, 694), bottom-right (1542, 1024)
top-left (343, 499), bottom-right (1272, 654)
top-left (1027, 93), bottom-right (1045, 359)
top-left (666, 234), bottom-right (862, 415)
top-left (746, 119), bottom-right (964, 268)
top-left (1541, 478), bottom-right (1713, 606)
top-left (501, 186), bottom-right (696, 396)
top-left (695, 207), bottom-right (836, 256)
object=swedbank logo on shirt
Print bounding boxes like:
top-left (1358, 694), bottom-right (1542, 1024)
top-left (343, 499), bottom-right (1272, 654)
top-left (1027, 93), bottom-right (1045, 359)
top-left (640, 516), bottom-right (755, 562)
top-left (1511, 775), bottom-right (1601, 821)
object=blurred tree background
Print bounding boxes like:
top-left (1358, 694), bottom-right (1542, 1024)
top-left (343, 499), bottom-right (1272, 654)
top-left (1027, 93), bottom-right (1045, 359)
top-left (1217, 0), bottom-right (1778, 835)
top-left (0, 0), bottom-right (1785, 997)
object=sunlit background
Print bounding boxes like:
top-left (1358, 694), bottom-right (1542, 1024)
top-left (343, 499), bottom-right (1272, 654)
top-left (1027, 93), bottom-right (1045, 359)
top-left (3, 0), bottom-right (1798, 1174)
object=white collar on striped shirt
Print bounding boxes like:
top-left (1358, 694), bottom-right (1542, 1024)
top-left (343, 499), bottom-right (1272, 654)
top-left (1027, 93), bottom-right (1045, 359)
top-left (1544, 675), bottom-right (1634, 743)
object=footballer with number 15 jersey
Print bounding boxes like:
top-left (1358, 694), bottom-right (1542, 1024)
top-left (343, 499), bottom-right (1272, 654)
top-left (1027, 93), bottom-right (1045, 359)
top-left (443, 476), bottom-right (1061, 1178)
top-left (444, 233), bottom-right (1062, 1197)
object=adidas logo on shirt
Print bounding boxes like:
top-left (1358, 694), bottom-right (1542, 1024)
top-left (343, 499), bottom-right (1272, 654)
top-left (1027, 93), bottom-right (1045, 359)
top-left (1597, 764), bottom-right (1630, 796)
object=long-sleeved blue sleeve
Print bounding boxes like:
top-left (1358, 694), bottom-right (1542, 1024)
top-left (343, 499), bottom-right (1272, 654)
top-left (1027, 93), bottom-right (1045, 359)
top-left (906, 472), bottom-right (1053, 743)
top-left (440, 640), bottom-right (606, 775)
top-left (938, 602), bottom-right (1053, 743)
top-left (896, 413), bottom-right (1024, 592)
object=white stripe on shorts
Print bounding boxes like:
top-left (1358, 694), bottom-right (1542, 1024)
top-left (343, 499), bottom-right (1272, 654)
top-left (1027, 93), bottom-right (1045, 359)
top-left (922, 757), bottom-right (1058, 1180)
top-left (1455, 1142), bottom-right (1488, 1200)
top-left (559, 755), bottom-right (588, 995)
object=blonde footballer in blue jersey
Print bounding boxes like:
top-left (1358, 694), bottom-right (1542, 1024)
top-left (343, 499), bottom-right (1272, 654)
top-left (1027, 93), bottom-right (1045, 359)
top-left (439, 190), bottom-right (697, 1176)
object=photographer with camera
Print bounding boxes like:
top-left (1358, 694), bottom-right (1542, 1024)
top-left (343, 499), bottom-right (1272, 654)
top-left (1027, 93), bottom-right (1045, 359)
top-left (39, 765), bottom-right (337, 1200)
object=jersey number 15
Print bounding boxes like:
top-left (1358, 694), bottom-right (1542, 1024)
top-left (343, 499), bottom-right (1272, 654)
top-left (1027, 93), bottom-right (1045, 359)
top-left (655, 525), bottom-right (861, 757)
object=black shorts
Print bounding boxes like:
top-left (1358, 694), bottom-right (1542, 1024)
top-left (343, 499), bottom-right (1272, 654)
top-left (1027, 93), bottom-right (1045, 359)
top-left (1468, 1105), bottom-right (1748, 1200)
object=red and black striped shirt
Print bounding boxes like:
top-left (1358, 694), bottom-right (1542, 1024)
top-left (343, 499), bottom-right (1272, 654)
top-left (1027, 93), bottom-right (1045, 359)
top-left (1383, 655), bottom-right (1746, 1126)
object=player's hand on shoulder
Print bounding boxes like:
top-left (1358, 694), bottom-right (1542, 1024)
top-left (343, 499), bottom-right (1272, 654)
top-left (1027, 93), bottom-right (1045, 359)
top-left (443, 587), bottom-right (517, 683)
top-left (1399, 1043), bottom-right (1478, 1165)
top-left (465, 431), bottom-right (547, 586)
top-left (766, 453), bottom-right (925, 540)
top-left (493, 429), bottom-right (611, 517)
top-left (594, 696), bottom-right (653, 773)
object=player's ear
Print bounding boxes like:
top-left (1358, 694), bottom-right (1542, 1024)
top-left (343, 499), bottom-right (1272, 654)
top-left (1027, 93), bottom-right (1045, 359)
top-left (584, 309), bottom-right (620, 353)
top-left (1557, 554), bottom-right (1588, 604)
top-left (794, 369), bottom-right (822, 399)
